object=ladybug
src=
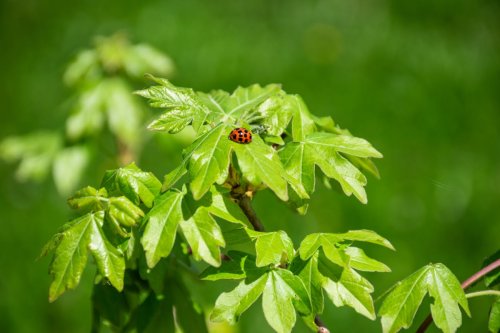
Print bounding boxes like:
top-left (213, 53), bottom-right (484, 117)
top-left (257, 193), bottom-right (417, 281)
top-left (229, 127), bottom-right (252, 144)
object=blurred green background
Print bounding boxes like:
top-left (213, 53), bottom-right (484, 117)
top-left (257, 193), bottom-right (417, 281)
top-left (1, 0), bottom-right (499, 332)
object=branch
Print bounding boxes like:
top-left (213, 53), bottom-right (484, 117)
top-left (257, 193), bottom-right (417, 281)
top-left (235, 192), bottom-right (264, 232)
top-left (232, 190), bottom-right (331, 333)
top-left (416, 258), bottom-right (500, 333)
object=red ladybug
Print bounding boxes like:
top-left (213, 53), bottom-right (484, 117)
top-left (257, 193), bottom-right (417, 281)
top-left (229, 127), bottom-right (252, 144)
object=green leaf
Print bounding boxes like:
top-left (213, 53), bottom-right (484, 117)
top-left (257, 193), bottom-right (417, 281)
top-left (107, 196), bottom-right (144, 228)
top-left (290, 253), bottom-right (324, 315)
top-left (185, 123), bottom-right (232, 200)
top-left (0, 131), bottom-right (62, 182)
top-left (48, 212), bottom-right (94, 302)
top-left (135, 75), bottom-right (210, 132)
top-left (63, 49), bottom-right (99, 86)
top-left (299, 230), bottom-right (394, 262)
top-left (105, 79), bottom-right (142, 148)
top-left (125, 44), bottom-right (174, 78)
top-left (101, 162), bottom-right (161, 208)
top-left (233, 135), bottom-right (288, 201)
top-left (180, 200), bottom-right (226, 267)
top-left (201, 251), bottom-right (271, 283)
top-left (67, 186), bottom-right (108, 212)
top-left (147, 109), bottom-right (193, 133)
top-left (141, 190), bottom-right (184, 268)
top-left (489, 297), bottom-right (500, 333)
top-left (308, 133), bottom-right (382, 158)
top-left (427, 263), bottom-right (470, 333)
top-left (344, 247), bottom-right (391, 272)
top-left (211, 274), bottom-right (268, 324)
top-left (66, 83), bottom-right (106, 140)
top-left (280, 132), bottom-right (382, 203)
top-left (256, 93), bottom-right (293, 136)
top-left (224, 84), bottom-right (282, 121)
top-left (289, 95), bottom-right (316, 142)
top-left (88, 212), bottom-right (125, 291)
top-left (53, 145), bottom-right (91, 196)
top-left (246, 230), bottom-right (295, 267)
top-left (262, 270), bottom-right (302, 333)
top-left (318, 253), bottom-right (376, 319)
top-left (379, 263), bottom-right (470, 333)
top-left (379, 266), bottom-right (431, 333)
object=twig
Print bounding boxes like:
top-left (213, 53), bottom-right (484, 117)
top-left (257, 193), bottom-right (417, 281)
top-left (315, 315), bottom-right (331, 333)
top-left (232, 189), bottom-right (330, 333)
top-left (235, 192), bottom-right (264, 231)
top-left (416, 258), bottom-right (500, 333)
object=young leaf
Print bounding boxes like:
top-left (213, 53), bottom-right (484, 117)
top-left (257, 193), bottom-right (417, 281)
top-left (262, 270), bottom-right (300, 333)
top-left (489, 297), bottom-right (500, 333)
top-left (107, 196), bottom-right (144, 228)
top-left (318, 253), bottom-right (376, 319)
top-left (201, 252), bottom-right (266, 281)
top-left (223, 84), bottom-right (282, 121)
top-left (179, 205), bottom-right (226, 267)
top-left (427, 263), bottom-right (470, 333)
top-left (379, 266), bottom-right (431, 333)
top-left (67, 186), bottom-right (108, 212)
top-left (280, 132), bottom-right (382, 203)
top-left (141, 190), bottom-right (184, 268)
top-left (186, 123), bottom-right (232, 200)
top-left (211, 274), bottom-right (268, 324)
top-left (379, 263), bottom-right (470, 333)
top-left (101, 162), bottom-right (161, 208)
top-left (135, 75), bottom-right (210, 133)
top-left (299, 230), bottom-right (394, 263)
top-left (88, 212), bottom-right (125, 291)
top-left (233, 135), bottom-right (288, 201)
top-left (48, 212), bottom-right (95, 302)
top-left (246, 230), bottom-right (295, 267)
top-left (290, 253), bottom-right (324, 315)
top-left (344, 247), bottom-right (391, 272)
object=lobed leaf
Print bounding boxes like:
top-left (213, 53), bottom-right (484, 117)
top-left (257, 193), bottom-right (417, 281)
top-left (211, 274), bottom-right (268, 324)
top-left (379, 263), bottom-right (470, 333)
top-left (233, 135), bottom-right (288, 201)
top-left (246, 229), bottom-right (294, 267)
top-left (141, 190), bottom-right (184, 268)
top-left (48, 212), bottom-right (95, 302)
top-left (101, 162), bottom-right (161, 208)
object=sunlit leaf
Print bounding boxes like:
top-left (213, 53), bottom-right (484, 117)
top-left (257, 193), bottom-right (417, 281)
top-left (101, 162), bottom-right (161, 208)
top-left (233, 135), bottom-right (288, 201)
top-left (246, 229), bottom-right (294, 267)
top-left (379, 263), bottom-right (469, 333)
top-left (48, 212), bottom-right (96, 301)
top-left (211, 274), bottom-right (268, 324)
top-left (141, 190), bottom-right (184, 268)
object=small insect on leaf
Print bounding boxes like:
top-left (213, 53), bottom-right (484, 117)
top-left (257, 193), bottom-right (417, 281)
top-left (229, 128), bottom-right (252, 144)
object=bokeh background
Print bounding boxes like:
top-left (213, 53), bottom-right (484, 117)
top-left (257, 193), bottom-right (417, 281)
top-left (1, 0), bottom-right (499, 332)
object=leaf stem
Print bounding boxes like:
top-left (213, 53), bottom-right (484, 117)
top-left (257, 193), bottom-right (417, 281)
top-left (466, 290), bottom-right (500, 299)
top-left (416, 258), bottom-right (500, 333)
